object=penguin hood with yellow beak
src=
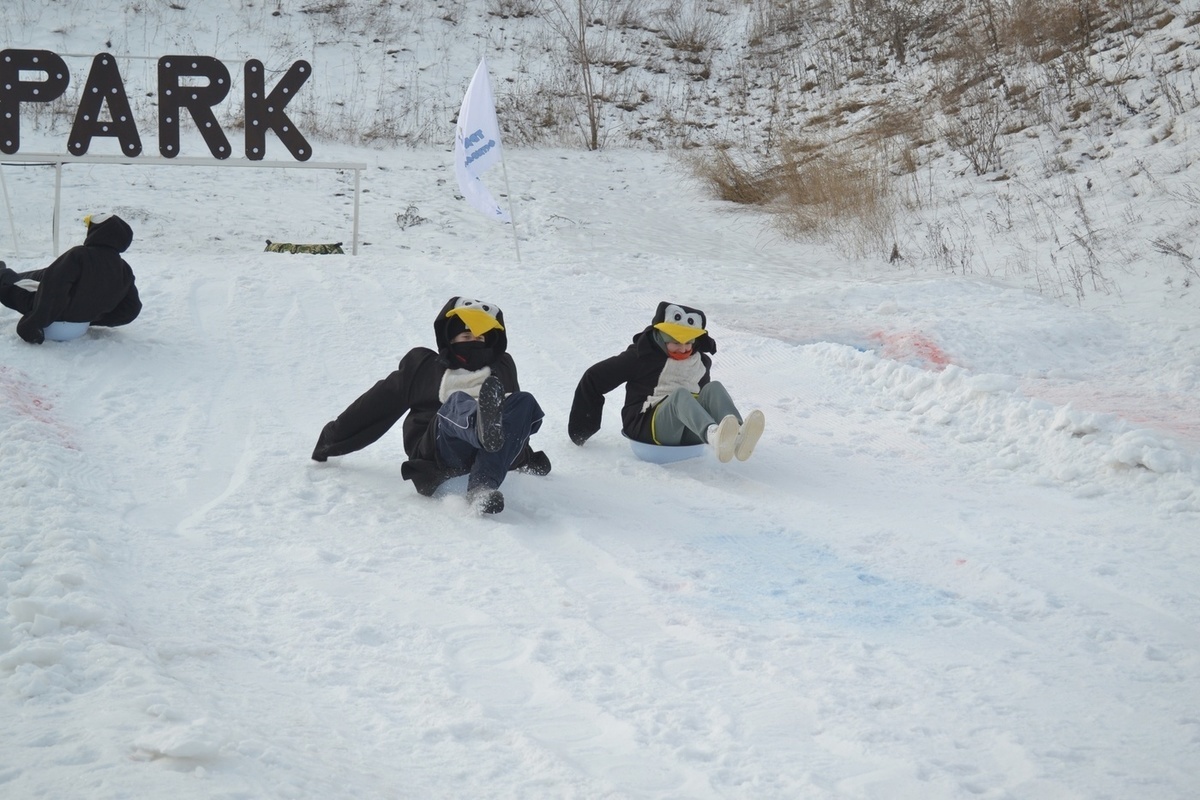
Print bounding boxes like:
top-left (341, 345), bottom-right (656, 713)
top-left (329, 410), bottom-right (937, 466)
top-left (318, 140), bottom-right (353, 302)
top-left (651, 301), bottom-right (716, 354)
top-left (434, 296), bottom-right (508, 360)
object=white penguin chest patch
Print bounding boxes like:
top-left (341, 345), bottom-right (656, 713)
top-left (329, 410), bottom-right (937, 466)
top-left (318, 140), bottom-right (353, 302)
top-left (439, 365), bottom-right (492, 403)
top-left (645, 354), bottom-right (705, 410)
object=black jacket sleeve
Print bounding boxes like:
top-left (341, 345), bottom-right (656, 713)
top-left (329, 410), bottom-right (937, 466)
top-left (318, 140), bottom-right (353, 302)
top-left (568, 348), bottom-right (638, 445)
top-left (312, 350), bottom-right (424, 461)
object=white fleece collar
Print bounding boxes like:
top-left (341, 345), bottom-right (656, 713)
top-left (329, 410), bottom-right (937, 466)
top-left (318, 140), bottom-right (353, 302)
top-left (438, 365), bottom-right (493, 403)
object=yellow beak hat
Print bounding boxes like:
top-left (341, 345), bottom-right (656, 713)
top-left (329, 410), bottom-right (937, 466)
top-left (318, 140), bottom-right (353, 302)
top-left (445, 301), bottom-right (505, 337)
top-left (652, 301), bottom-right (707, 344)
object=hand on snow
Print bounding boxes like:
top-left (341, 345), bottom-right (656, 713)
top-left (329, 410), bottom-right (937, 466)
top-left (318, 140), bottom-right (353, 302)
top-left (17, 318), bottom-right (44, 344)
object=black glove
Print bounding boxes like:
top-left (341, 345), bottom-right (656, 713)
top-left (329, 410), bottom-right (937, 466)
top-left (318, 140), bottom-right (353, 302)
top-left (311, 425), bottom-right (331, 461)
top-left (517, 450), bottom-right (552, 476)
top-left (16, 318), bottom-right (44, 345)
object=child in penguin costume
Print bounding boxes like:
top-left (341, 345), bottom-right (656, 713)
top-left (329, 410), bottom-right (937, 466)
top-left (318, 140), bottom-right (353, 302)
top-left (0, 213), bottom-right (142, 344)
top-left (311, 297), bottom-right (551, 514)
top-left (568, 301), bottom-right (765, 462)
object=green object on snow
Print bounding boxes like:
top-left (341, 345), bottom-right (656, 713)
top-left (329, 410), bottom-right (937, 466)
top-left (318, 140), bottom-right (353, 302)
top-left (264, 240), bottom-right (345, 255)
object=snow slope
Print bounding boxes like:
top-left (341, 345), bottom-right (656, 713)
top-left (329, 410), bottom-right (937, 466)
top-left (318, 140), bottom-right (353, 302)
top-left (2, 147), bottom-right (1197, 799)
top-left (3, 0), bottom-right (1200, 796)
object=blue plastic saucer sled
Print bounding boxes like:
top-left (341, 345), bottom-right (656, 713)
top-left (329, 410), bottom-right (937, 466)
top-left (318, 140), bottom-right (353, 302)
top-left (43, 321), bottom-right (90, 342)
top-left (624, 433), bottom-right (706, 464)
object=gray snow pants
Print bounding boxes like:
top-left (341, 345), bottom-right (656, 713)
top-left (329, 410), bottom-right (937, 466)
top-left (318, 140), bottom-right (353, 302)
top-left (650, 381), bottom-right (741, 446)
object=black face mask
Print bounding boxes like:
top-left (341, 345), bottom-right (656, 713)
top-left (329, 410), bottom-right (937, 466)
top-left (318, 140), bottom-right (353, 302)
top-left (448, 340), bottom-right (494, 371)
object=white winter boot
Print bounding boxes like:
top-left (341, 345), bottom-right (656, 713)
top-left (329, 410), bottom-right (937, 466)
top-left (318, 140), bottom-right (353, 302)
top-left (734, 409), bottom-right (765, 461)
top-left (706, 415), bottom-right (739, 463)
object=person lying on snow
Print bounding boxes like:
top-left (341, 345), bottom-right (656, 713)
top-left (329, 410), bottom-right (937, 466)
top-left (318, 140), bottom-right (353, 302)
top-left (568, 301), bottom-right (765, 463)
top-left (311, 296), bottom-right (551, 514)
top-left (0, 213), bottom-right (142, 344)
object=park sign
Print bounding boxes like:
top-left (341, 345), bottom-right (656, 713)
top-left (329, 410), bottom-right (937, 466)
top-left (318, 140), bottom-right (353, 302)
top-left (0, 49), bottom-right (313, 161)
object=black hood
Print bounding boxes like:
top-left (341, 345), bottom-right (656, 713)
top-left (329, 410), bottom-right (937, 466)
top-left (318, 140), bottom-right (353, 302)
top-left (433, 296), bottom-right (508, 357)
top-left (83, 214), bottom-right (133, 253)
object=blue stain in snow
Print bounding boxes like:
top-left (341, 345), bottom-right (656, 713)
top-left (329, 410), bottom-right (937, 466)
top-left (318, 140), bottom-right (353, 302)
top-left (687, 530), bottom-right (951, 629)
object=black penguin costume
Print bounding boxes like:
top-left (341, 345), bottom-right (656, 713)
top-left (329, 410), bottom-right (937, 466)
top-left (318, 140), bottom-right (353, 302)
top-left (1, 213), bottom-right (142, 344)
top-left (311, 296), bottom-right (549, 492)
top-left (568, 301), bottom-right (717, 445)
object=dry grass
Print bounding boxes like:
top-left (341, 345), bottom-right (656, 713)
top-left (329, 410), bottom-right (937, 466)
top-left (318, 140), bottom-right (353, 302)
top-left (657, 1), bottom-right (730, 55)
top-left (770, 138), bottom-right (895, 252)
top-left (1007, 0), bottom-right (1098, 52)
top-left (688, 147), bottom-right (779, 205)
top-left (690, 134), bottom-right (897, 257)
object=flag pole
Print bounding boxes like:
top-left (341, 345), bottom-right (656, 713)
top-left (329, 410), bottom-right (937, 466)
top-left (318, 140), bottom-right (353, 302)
top-left (500, 158), bottom-right (521, 264)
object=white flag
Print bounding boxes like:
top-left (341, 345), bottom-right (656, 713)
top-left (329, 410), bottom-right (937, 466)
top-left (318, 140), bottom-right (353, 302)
top-left (454, 58), bottom-right (509, 223)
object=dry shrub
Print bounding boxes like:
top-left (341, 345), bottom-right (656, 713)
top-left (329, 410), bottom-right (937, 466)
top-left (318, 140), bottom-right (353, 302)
top-left (689, 133), bottom-right (897, 255)
top-left (658, 1), bottom-right (730, 54)
top-left (942, 86), bottom-right (1007, 174)
top-left (864, 102), bottom-right (925, 142)
top-left (771, 138), bottom-right (894, 245)
top-left (493, 72), bottom-right (580, 146)
top-left (746, 0), bottom-right (811, 43)
top-left (607, 0), bottom-right (647, 30)
top-left (689, 148), bottom-right (779, 204)
top-left (860, 101), bottom-right (928, 176)
top-left (1006, 0), bottom-right (1100, 54)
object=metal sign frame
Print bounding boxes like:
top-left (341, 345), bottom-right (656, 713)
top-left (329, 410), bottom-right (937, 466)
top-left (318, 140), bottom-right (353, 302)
top-left (1, 153), bottom-right (367, 255)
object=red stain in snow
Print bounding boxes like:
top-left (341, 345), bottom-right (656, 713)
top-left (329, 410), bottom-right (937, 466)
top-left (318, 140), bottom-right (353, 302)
top-left (868, 330), bottom-right (954, 370)
top-left (0, 366), bottom-right (79, 450)
top-left (1019, 380), bottom-right (1200, 445)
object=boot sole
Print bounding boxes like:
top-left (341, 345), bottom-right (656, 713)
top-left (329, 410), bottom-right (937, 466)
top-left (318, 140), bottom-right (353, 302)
top-left (476, 377), bottom-right (505, 453)
top-left (734, 410), bottom-right (765, 461)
